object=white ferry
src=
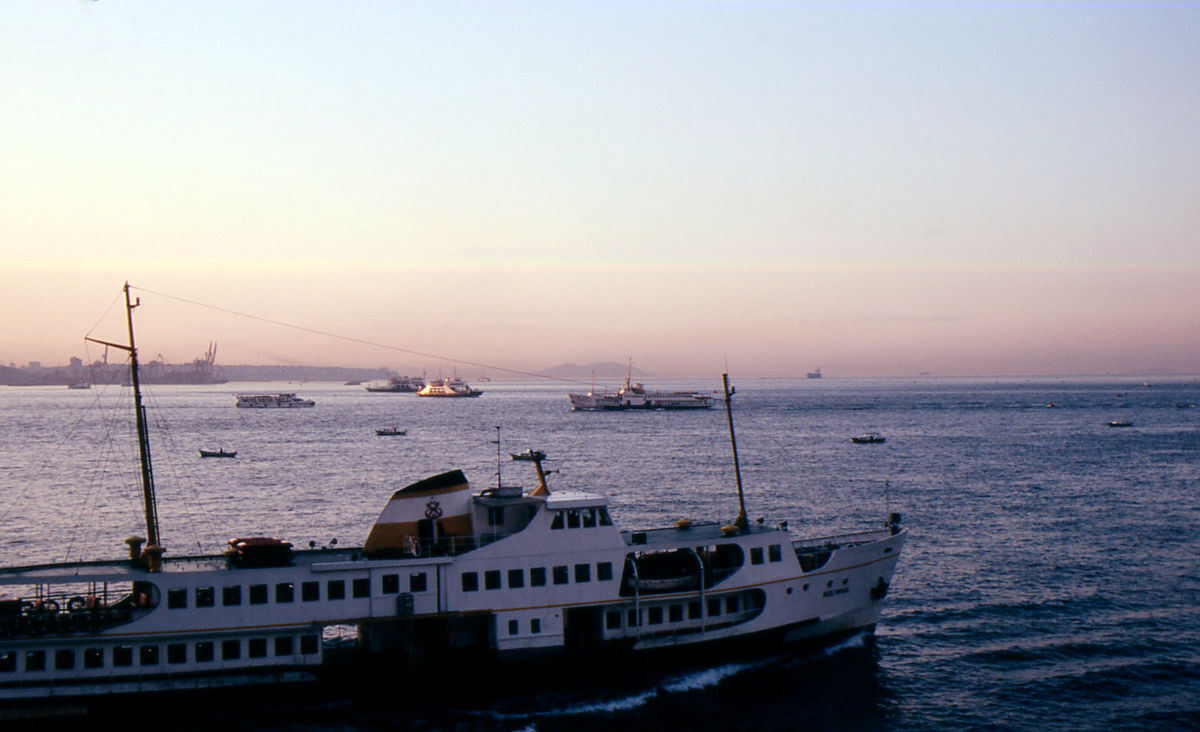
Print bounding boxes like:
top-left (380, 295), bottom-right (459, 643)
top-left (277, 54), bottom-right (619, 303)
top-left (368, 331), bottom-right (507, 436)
top-left (416, 377), bottom-right (482, 398)
top-left (0, 286), bottom-right (906, 716)
top-left (235, 393), bottom-right (316, 408)
top-left (568, 365), bottom-right (713, 411)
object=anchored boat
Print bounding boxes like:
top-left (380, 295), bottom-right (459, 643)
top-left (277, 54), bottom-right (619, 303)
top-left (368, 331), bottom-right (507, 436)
top-left (0, 284), bottom-right (906, 715)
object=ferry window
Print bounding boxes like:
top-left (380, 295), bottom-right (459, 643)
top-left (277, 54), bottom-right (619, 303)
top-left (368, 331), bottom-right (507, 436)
top-left (168, 588), bottom-right (188, 609)
top-left (249, 584), bottom-right (268, 605)
top-left (484, 570), bottom-right (502, 590)
top-left (276, 583), bottom-right (295, 603)
top-left (167, 643), bottom-right (186, 665)
top-left (648, 606), bottom-right (664, 625)
top-left (222, 640), bottom-right (240, 660)
top-left (627, 609), bottom-right (639, 628)
top-left (574, 563), bottom-right (591, 583)
top-left (669, 605), bottom-right (684, 623)
top-left (598, 508), bottom-right (613, 526)
top-left (196, 586), bottom-right (215, 607)
top-left (508, 569), bottom-right (525, 588)
top-left (352, 578), bottom-right (370, 598)
top-left (582, 508), bottom-right (597, 528)
top-left (508, 619), bottom-right (519, 635)
top-left (84, 647), bottom-right (104, 669)
top-left (530, 618), bottom-right (542, 634)
top-left (327, 580), bottom-right (346, 600)
top-left (302, 581), bottom-right (320, 602)
top-left (725, 596), bottom-right (740, 614)
top-left (597, 562), bottom-right (613, 581)
top-left (605, 611), bottom-right (622, 630)
top-left (550, 511), bottom-right (565, 529)
top-left (55, 649), bottom-right (76, 670)
top-left (223, 585), bottom-right (242, 606)
top-left (300, 634), bottom-right (319, 655)
top-left (567, 510), bottom-right (581, 529)
top-left (0, 651), bottom-right (15, 672)
top-left (530, 567), bottom-right (547, 586)
top-left (25, 650), bottom-right (46, 672)
top-left (461, 572), bottom-right (479, 592)
top-left (275, 636), bottom-right (293, 656)
top-left (195, 642), bottom-right (215, 663)
top-left (750, 547), bottom-right (764, 565)
top-left (707, 598), bottom-right (721, 617)
top-left (768, 545), bottom-right (782, 562)
top-left (382, 574), bottom-right (400, 594)
top-left (140, 645), bottom-right (159, 665)
top-left (688, 601), bottom-right (702, 620)
top-left (552, 565), bottom-right (569, 585)
top-left (410, 573), bottom-right (427, 592)
top-left (249, 638), bottom-right (268, 659)
top-left (488, 507), bottom-right (505, 526)
top-left (113, 646), bottom-right (133, 667)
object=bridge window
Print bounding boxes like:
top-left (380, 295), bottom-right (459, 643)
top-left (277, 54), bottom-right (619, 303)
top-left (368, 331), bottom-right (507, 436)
top-left (462, 572), bottom-right (479, 592)
top-left (195, 642), bottom-right (214, 663)
top-left (327, 580), bottom-right (346, 600)
top-left (302, 581), bottom-right (320, 601)
top-left (551, 512), bottom-right (565, 530)
top-left (485, 570), bottom-right (502, 590)
top-left (750, 547), bottom-right (764, 565)
top-left (410, 573), bottom-right (428, 592)
top-left (276, 583), bottom-right (295, 603)
top-left (25, 650), bottom-right (46, 672)
top-left (582, 508), bottom-right (597, 528)
top-left (168, 588), bottom-right (188, 609)
top-left (249, 638), bottom-right (268, 659)
top-left (382, 574), bottom-right (400, 594)
top-left (598, 508), bottom-right (613, 526)
top-left (188, 586), bottom-right (212, 607)
top-left (567, 510), bottom-right (581, 529)
top-left (249, 584), bottom-right (268, 605)
top-left (352, 578), bottom-right (370, 598)
top-left (769, 544), bottom-right (783, 562)
top-left (508, 569), bottom-right (525, 588)
top-left (223, 585), bottom-right (242, 606)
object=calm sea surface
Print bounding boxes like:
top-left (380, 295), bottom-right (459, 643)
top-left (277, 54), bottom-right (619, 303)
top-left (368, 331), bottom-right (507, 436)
top-left (2, 376), bottom-right (1198, 731)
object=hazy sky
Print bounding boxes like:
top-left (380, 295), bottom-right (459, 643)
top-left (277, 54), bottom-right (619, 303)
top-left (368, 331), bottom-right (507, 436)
top-left (3, 2), bottom-right (1198, 378)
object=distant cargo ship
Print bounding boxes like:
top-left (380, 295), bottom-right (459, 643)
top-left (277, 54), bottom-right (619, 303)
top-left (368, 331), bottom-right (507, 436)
top-left (807, 368), bottom-right (822, 379)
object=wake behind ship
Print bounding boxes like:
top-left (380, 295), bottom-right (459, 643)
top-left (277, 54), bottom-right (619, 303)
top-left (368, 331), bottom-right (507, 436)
top-left (0, 285), bottom-right (905, 717)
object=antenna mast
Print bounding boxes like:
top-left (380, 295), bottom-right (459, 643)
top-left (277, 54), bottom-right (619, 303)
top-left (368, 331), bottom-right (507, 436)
top-left (86, 283), bottom-right (161, 552)
top-left (723, 373), bottom-right (748, 532)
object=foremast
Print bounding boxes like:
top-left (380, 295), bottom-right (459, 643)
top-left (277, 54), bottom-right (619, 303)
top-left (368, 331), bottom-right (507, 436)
top-left (85, 282), bottom-right (163, 569)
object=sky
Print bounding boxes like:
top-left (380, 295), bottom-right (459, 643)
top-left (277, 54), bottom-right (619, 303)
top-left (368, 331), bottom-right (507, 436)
top-left (2, 1), bottom-right (1198, 378)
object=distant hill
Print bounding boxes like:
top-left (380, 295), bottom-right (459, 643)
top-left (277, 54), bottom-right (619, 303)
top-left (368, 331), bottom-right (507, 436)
top-left (538, 361), bottom-right (652, 379)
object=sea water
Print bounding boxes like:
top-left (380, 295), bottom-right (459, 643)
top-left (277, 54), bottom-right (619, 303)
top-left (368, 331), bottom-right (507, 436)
top-left (1, 376), bottom-right (1198, 731)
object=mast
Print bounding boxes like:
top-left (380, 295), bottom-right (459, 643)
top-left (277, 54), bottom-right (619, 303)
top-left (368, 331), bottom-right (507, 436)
top-left (723, 373), bottom-right (748, 532)
top-left (86, 283), bottom-right (161, 552)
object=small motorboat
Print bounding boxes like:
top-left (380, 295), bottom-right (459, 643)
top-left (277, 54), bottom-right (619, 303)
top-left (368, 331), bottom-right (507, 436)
top-left (199, 448), bottom-right (237, 458)
top-left (1107, 421), bottom-right (1133, 428)
top-left (375, 428), bottom-right (407, 436)
top-left (851, 432), bottom-right (886, 444)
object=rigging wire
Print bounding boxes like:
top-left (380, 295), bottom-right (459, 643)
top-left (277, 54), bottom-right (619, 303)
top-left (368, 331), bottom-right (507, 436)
top-left (130, 284), bottom-right (596, 388)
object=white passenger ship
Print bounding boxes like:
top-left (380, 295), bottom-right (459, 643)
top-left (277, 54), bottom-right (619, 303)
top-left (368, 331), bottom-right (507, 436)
top-left (416, 377), bottom-right (482, 398)
top-left (235, 393), bottom-right (316, 408)
top-left (568, 365), bottom-right (714, 411)
top-left (0, 285), bottom-right (905, 716)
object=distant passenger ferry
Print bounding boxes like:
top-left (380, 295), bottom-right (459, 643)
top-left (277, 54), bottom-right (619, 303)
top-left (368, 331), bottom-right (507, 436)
top-left (807, 368), bottom-right (822, 379)
top-left (568, 363), bottom-right (713, 411)
top-left (235, 393), bottom-right (316, 408)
